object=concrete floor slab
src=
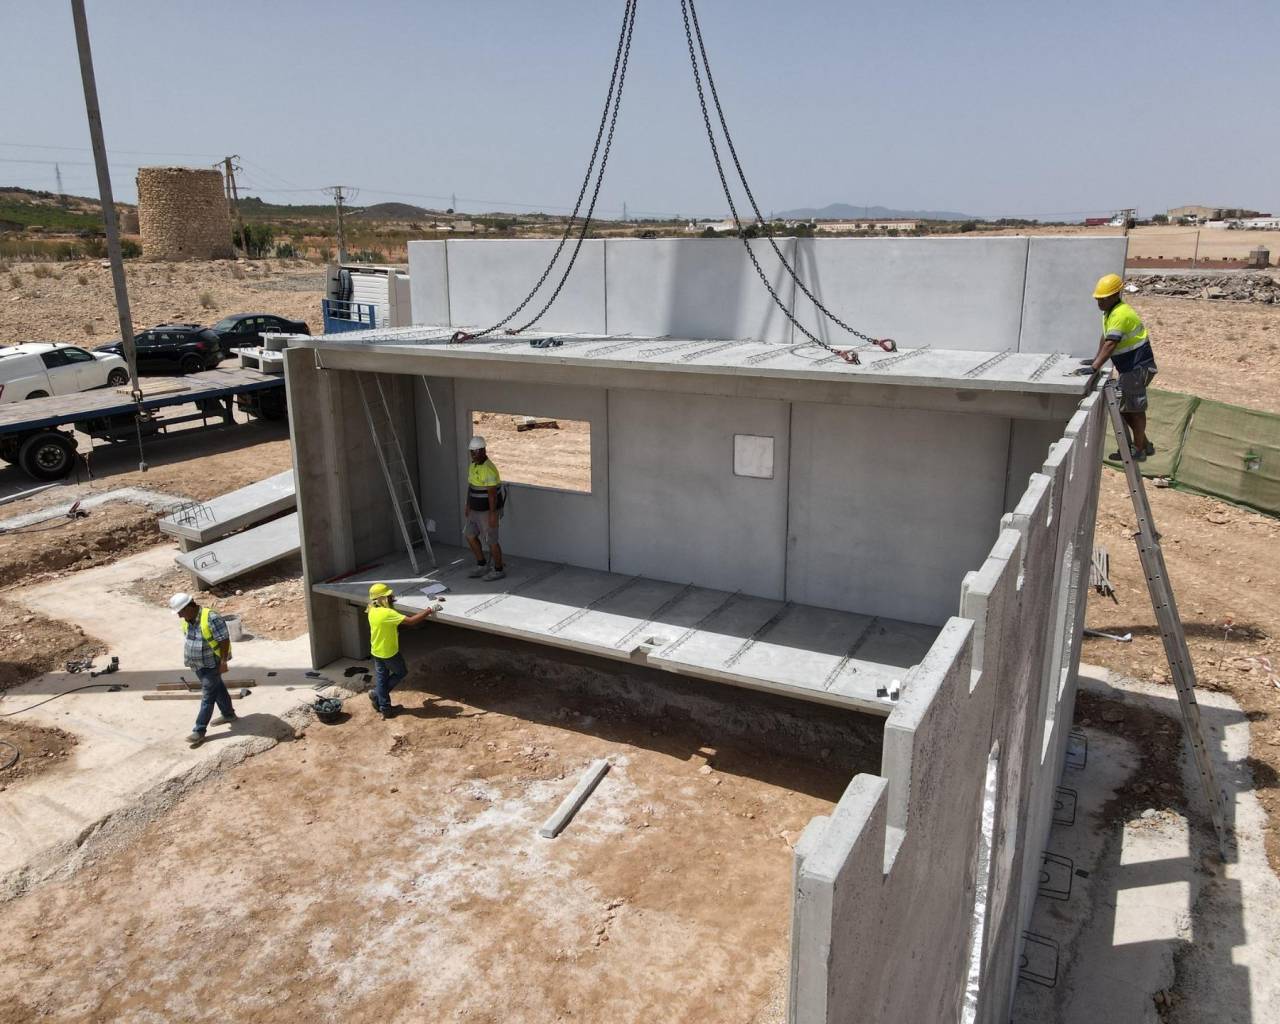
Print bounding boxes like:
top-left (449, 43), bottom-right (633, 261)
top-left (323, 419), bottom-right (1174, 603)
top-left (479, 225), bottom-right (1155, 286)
top-left (313, 544), bottom-right (939, 714)
top-left (156, 469), bottom-right (295, 545)
top-left (174, 510), bottom-right (300, 586)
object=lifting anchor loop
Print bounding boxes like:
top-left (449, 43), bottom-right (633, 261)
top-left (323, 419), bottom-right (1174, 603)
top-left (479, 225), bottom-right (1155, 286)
top-left (450, 330), bottom-right (474, 344)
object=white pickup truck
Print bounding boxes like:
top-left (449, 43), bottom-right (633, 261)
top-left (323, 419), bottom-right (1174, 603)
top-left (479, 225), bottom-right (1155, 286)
top-left (0, 342), bottom-right (130, 403)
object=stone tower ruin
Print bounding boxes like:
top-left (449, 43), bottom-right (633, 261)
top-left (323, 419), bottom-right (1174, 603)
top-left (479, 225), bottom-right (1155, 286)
top-left (136, 166), bottom-right (233, 261)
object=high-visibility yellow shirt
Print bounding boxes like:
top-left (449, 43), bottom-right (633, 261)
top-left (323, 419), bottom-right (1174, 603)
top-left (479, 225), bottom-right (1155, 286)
top-left (368, 605), bottom-right (406, 659)
top-left (1102, 302), bottom-right (1153, 371)
top-left (467, 459), bottom-right (501, 511)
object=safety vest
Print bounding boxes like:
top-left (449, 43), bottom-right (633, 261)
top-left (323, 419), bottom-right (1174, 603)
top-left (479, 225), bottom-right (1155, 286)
top-left (180, 607), bottom-right (222, 658)
top-left (1102, 302), bottom-right (1150, 356)
top-left (467, 459), bottom-right (505, 511)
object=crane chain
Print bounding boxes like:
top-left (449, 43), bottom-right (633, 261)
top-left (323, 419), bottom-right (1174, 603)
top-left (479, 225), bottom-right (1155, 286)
top-left (680, 0), bottom-right (893, 364)
top-left (452, 0), bottom-right (637, 343)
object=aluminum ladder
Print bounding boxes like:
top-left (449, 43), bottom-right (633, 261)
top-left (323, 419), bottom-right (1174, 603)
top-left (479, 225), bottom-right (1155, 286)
top-left (1102, 379), bottom-right (1230, 854)
top-left (356, 372), bottom-right (435, 573)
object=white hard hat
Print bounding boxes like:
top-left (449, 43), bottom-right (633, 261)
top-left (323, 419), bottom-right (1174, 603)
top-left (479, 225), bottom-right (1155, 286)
top-left (169, 592), bottom-right (194, 613)
top-left (468, 436), bottom-right (486, 451)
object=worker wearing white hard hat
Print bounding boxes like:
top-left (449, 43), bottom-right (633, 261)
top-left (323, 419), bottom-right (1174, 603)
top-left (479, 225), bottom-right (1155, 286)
top-left (463, 436), bottom-right (506, 581)
top-left (170, 592), bottom-right (236, 747)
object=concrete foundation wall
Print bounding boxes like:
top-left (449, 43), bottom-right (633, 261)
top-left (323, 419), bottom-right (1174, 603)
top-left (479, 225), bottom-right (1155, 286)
top-left (789, 393), bottom-right (1106, 1024)
top-left (407, 236), bottom-right (1126, 356)
top-left (607, 389), bottom-right (791, 596)
top-left (787, 402), bottom-right (1009, 625)
top-left (453, 379), bottom-right (610, 570)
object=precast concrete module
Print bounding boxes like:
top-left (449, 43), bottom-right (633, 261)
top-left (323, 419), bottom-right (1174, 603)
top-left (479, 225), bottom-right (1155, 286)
top-left (285, 236), bottom-right (1125, 1023)
top-left (135, 166), bottom-right (233, 261)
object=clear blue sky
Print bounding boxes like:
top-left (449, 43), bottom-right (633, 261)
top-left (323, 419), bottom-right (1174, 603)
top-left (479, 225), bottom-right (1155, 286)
top-left (2, 0), bottom-right (1277, 220)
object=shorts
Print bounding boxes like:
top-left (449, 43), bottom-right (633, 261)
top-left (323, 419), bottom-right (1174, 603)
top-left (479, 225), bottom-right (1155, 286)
top-left (1118, 364), bottom-right (1157, 413)
top-left (464, 508), bottom-right (500, 545)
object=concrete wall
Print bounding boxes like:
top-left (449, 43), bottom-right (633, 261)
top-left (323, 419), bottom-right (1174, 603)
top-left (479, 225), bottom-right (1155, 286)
top-left (789, 392), bottom-right (1106, 1024)
top-left (787, 403), bottom-right (1009, 625)
top-left (608, 389), bottom-right (791, 596)
top-left (407, 236), bottom-right (1126, 356)
top-left (453, 379), bottom-right (610, 571)
top-left (414, 375), bottom-right (461, 541)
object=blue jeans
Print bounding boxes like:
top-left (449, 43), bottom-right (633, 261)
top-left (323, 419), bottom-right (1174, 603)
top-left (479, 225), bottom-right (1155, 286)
top-left (373, 653), bottom-right (407, 711)
top-left (193, 666), bottom-right (234, 734)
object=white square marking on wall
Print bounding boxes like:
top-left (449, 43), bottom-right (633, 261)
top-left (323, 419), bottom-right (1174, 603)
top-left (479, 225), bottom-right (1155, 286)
top-left (734, 434), bottom-right (774, 479)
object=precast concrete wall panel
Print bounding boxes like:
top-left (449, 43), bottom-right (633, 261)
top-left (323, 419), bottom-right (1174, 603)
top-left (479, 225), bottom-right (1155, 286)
top-left (604, 238), bottom-right (798, 344)
top-left (789, 395), bottom-right (1106, 1024)
top-left (1004, 419), bottom-right (1065, 512)
top-left (607, 389), bottom-right (790, 597)
top-left (453, 379), bottom-right (610, 571)
top-left (789, 237), bottom-right (1030, 353)
top-left (407, 240), bottom-right (451, 325)
top-left (445, 239), bottom-right (607, 335)
top-left (414, 376), bottom-right (461, 541)
top-left (787, 402), bottom-right (1009, 625)
top-left (1019, 236), bottom-right (1127, 358)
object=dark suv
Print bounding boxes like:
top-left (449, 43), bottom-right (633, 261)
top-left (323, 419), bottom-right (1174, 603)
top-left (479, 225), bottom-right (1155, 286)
top-left (97, 324), bottom-right (225, 375)
top-left (210, 313), bottom-right (310, 349)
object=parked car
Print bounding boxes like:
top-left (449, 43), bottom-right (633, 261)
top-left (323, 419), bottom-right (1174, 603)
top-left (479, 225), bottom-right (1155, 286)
top-left (210, 313), bottom-right (310, 349)
top-left (97, 323), bottom-right (224, 375)
top-left (0, 342), bottom-right (130, 403)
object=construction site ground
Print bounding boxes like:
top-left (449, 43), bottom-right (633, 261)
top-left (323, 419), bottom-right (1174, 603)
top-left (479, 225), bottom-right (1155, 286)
top-left (0, 263), bottom-right (1278, 1020)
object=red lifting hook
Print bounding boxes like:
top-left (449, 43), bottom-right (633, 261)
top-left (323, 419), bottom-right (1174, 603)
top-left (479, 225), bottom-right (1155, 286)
top-left (874, 338), bottom-right (898, 352)
top-left (836, 350), bottom-right (861, 365)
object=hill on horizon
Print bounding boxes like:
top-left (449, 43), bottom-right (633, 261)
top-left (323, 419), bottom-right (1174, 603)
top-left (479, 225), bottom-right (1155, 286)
top-left (776, 202), bottom-right (977, 222)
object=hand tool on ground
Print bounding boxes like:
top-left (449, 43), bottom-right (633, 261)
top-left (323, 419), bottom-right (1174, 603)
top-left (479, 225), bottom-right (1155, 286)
top-left (1083, 627), bottom-right (1132, 643)
top-left (90, 656), bottom-right (120, 678)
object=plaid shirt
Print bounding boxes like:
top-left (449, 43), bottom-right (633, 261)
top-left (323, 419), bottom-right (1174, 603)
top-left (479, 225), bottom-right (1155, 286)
top-left (183, 609), bottom-right (229, 670)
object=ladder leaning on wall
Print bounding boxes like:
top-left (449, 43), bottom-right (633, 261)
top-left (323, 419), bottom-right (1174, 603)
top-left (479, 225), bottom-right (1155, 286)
top-left (1102, 379), bottom-right (1231, 855)
top-left (356, 372), bottom-right (436, 574)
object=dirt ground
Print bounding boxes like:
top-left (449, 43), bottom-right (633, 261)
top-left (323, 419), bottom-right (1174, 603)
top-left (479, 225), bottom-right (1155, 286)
top-left (474, 410), bottom-right (592, 492)
top-left (126, 559), bottom-right (307, 641)
top-left (0, 644), bottom-right (858, 1024)
top-left (0, 258), bottom-right (324, 345)
top-left (0, 599), bottom-right (101, 694)
top-left (0, 719), bottom-right (77, 793)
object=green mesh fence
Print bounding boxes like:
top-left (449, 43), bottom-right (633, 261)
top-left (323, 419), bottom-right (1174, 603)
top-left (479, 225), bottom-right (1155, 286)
top-left (1103, 388), bottom-right (1280, 517)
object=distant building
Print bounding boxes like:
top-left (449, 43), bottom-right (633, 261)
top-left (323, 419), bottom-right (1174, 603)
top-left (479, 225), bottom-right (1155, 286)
top-left (1168, 205), bottom-right (1267, 224)
top-left (815, 219), bottom-right (919, 233)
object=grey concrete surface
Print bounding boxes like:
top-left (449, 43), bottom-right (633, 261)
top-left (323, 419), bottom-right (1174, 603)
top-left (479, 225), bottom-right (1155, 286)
top-left (173, 511), bottom-right (299, 587)
top-left (156, 470), bottom-right (295, 545)
top-left (1013, 669), bottom-right (1280, 1024)
top-left (311, 543), bottom-right (937, 715)
top-left (1020, 236), bottom-right (1128, 358)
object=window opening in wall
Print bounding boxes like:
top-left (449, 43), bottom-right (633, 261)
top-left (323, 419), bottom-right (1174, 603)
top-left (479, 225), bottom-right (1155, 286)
top-left (733, 434), bottom-right (775, 479)
top-left (471, 411), bottom-right (592, 494)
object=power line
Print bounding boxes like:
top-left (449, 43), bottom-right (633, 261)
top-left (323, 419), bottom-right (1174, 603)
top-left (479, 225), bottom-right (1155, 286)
top-left (0, 140), bottom-right (224, 158)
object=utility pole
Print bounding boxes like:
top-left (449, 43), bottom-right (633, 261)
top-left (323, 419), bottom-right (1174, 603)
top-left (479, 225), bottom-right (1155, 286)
top-left (221, 155), bottom-right (248, 254)
top-left (55, 163), bottom-right (67, 207)
top-left (623, 201), bottom-right (628, 222)
top-left (324, 185), bottom-right (356, 262)
top-left (70, 0), bottom-right (143, 428)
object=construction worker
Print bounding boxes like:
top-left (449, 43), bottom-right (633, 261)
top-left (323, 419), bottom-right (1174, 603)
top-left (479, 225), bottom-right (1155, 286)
top-left (170, 592), bottom-right (235, 748)
top-left (464, 436), bottom-right (506, 580)
top-left (1078, 273), bottom-right (1158, 460)
top-left (366, 582), bottom-right (435, 719)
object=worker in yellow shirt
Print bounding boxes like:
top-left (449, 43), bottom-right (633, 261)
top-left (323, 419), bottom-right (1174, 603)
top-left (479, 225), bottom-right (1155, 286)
top-left (366, 582), bottom-right (435, 719)
top-left (463, 436), bottom-right (506, 580)
top-left (1078, 273), bottom-right (1158, 461)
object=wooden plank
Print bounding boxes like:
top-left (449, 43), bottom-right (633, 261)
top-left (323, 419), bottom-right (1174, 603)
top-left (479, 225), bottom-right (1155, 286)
top-left (538, 759), bottom-right (611, 839)
top-left (143, 690), bottom-right (249, 701)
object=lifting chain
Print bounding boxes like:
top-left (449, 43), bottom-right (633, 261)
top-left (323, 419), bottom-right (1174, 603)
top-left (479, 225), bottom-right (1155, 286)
top-left (452, 0), bottom-right (638, 344)
top-left (680, 0), bottom-right (894, 365)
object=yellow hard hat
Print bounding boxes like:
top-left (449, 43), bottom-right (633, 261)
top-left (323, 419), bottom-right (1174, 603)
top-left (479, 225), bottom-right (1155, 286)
top-left (1093, 273), bottom-right (1124, 298)
top-left (368, 582), bottom-right (393, 600)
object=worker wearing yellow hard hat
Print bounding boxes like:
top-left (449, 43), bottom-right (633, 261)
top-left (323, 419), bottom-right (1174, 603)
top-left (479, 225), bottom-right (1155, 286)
top-left (1077, 273), bottom-right (1158, 461)
top-left (365, 581), bottom-right (437, 719)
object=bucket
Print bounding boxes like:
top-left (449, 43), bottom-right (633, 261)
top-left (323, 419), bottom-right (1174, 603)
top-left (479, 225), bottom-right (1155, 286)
top-left (223, 613), bottom-right (244, 642)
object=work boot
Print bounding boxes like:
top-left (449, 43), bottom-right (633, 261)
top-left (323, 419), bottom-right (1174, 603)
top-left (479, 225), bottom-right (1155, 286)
top-left (211, 714), bottom-right (238, 727)
top-left (1143, 439), bottom-right (1155, 456)
top-left (368, 689), bottom-right (379, 712)
top-left (381, 705), bottom-right (399, 720)
top-left (467, 562), bottom-right (488, 578)
top-left (186, 731), bottom-right (205, 748)
top-left (1108, 445), bottom-right (1143, 462)
top-left (484, 567), bottom-right (506, 581)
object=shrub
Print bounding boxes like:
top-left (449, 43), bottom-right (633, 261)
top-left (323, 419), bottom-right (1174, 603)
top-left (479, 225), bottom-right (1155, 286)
top-left (237, 223), bottom-right (274, 258)
top-left (83, 237), bottom-right (107, 259)
top-left (274, 242), bottom-right (299, 259)
top-left (199, 290), bottom-right (216, 309)
top-left (8, 272), bottom-right (20, 289)
top-left (82, 322), bottom-right (95, 336)
top-left (119, 239), bottom-right (141, 259)
top-left (77, 273), bottom-right (89, 286)
top-left (33, 263), bottom-right (53, 279)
